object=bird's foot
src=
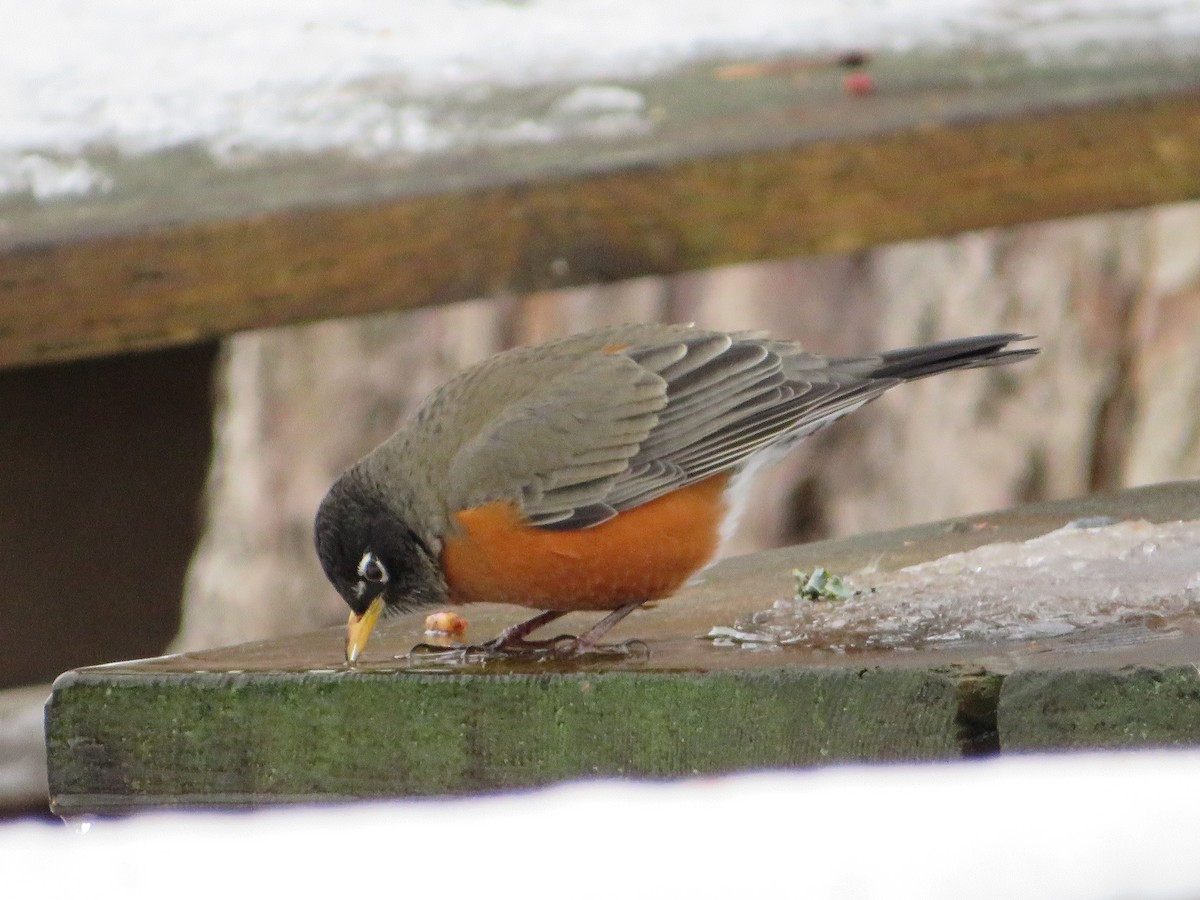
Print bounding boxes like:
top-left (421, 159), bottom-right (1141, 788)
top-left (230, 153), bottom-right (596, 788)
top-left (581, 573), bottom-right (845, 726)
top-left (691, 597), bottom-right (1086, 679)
top-left (481, 632), bottom-right (579, 654)
top-left (405, 602), bottom-right (650, 663)
top-left (403, 634), bottom-right (576, 662)
top-left (528, 635), bottom-right (650, 660)
top-left (405, 642), bottom-right (472, 662)
top-left (481, 632), bottom-right (650, 660)
top-left (404, 635), bottom-right (649, 663)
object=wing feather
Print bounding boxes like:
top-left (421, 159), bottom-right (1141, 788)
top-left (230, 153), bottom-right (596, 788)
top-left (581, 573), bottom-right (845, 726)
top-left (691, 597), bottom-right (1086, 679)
top-left (445, 327), bottom-right (1030, 531)
top-left (447, 353), bottom-right (668, 528)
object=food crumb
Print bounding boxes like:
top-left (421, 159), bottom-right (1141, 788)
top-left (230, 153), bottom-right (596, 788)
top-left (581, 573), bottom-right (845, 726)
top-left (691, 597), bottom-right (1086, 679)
top-left (424, 610), bottom-right (468, 636)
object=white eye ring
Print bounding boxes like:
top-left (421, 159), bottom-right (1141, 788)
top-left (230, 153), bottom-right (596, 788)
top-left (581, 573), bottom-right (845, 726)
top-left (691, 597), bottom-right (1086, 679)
top-left (357, 552), bottom-right (388, 583)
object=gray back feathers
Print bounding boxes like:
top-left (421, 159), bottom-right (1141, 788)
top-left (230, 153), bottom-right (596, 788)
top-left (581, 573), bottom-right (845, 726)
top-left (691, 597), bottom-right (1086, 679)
top-left (367, 323), bottom-right (1035, 534)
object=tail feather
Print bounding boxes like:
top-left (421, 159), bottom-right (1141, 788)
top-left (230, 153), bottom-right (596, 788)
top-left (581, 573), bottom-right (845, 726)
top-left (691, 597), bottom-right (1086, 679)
top-left (864, 333), bottom-right (1037, 381)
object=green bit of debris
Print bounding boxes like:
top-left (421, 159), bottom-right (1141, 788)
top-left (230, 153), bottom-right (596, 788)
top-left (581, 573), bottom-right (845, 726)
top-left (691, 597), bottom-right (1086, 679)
top-left (793, 567), bottom-right (854, 602)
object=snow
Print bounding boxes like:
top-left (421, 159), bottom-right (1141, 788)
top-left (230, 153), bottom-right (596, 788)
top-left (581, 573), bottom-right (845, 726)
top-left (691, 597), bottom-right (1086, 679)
top-left (4, 750), bottom-right (1200, 899)
top-left (2, 1), bottom-right (1199, 198)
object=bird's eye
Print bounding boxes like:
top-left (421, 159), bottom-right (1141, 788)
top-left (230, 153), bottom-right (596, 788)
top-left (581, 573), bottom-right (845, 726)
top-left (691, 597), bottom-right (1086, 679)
top-left (357, 552), bottom-right (388, 583)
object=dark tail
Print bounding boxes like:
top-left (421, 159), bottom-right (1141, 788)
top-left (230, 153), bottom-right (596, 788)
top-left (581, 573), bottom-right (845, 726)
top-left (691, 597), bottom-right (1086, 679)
top-left (865, 333), bottom-right (1038, 381)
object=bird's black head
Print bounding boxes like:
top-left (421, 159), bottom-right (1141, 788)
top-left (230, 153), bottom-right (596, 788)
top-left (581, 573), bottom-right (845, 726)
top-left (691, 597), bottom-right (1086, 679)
top-left (313, 471), bottom-right (447, 617)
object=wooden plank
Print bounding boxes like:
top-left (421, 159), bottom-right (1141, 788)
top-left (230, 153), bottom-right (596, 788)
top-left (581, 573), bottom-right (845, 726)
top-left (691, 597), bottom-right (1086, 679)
top-left (44, 480), bottom-right (1200, 814)
top-left (3, 37), bottom-right (1200, 368)
top-left (46, 668), bottom-right (966, 814)
top-left (998, 667), bottom-right (1200, 751)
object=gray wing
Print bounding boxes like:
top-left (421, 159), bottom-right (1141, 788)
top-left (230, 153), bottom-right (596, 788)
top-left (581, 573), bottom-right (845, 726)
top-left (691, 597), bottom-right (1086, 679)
top-left (447, 330), bottom-right (895, 530)
top-left (446, 352), bottom-right (670, 528)
top-left (602, 336), bottom-right (893, 513)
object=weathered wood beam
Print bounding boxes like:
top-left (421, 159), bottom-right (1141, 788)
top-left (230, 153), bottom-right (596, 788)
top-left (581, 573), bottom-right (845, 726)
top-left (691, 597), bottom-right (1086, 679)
top-left (45, 480), bottom-right (1200, 815)
top-left (4, 49), bottom-right (1200, 368)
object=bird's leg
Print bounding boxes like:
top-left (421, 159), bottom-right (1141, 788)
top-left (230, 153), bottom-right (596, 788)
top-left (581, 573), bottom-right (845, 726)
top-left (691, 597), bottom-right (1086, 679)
top-left (481, 602), bottom-right (647, 655)
top-left (482, 609), bottom-right (568, 651)
top-left (565, 601), bottom-right (647, 651)
top-left (410, 605), bottom-right (650, 661)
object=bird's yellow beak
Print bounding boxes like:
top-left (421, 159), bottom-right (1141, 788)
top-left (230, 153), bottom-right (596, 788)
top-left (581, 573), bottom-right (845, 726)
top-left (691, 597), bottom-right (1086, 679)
top-left (345, 596), bottom-right (385, 665)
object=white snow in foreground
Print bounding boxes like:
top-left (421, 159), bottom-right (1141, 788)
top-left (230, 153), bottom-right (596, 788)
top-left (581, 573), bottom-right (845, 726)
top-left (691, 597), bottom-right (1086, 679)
top-left (3, 750), bottom-right (1200, 899)
top-left (2, 0), bottom-right (1199, 199)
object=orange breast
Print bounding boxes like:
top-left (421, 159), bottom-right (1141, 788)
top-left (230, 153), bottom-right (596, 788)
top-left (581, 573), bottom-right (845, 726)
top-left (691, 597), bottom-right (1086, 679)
top-left (441, 473), bottom-right (730, 611)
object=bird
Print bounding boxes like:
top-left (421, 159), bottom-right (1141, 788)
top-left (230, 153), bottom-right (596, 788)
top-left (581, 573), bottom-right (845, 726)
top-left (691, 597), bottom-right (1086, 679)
top-left (314, 323), bottom-right (1036, 664)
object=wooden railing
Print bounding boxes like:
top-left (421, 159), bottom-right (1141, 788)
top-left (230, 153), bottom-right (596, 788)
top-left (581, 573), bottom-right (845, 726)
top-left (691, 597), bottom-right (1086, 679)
top-left (3, 20), bottom-right (1199, 369)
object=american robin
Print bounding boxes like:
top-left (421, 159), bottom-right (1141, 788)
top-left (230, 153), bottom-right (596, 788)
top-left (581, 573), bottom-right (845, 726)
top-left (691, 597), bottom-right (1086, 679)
top-left (314, 323), bottom-right (1035, 663)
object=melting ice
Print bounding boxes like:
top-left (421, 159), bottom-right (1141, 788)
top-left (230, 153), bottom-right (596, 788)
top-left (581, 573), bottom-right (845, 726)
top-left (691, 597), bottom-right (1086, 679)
top-left (707, 518), bottom-right (1200, 651)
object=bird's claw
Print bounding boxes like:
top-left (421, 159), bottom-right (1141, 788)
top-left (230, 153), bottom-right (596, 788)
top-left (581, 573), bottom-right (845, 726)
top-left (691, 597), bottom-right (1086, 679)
top-left (402, 635), bottom-right (649, 663)
top-left (481, 632), bottom-right (581, 654)
top-left (405, 642), bottom-right (472, 662)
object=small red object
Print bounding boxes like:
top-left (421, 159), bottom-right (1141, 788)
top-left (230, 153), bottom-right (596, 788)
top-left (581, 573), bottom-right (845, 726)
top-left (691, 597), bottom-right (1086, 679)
top-left (842, 72), bottom-right (875, 96)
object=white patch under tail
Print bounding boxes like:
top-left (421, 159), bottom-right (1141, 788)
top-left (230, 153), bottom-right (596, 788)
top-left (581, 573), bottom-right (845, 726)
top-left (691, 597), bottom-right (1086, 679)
top-left (686, 401), bottom-right (868, 583)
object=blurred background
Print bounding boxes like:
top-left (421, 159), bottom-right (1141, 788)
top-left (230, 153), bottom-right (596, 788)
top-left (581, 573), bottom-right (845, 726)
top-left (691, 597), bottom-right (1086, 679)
top-left (2, 1), bottom-right (1199, 818)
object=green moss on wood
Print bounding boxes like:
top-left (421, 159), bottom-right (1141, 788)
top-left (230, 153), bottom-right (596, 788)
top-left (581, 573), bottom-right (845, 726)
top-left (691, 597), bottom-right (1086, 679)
top-left (997, 666), bottom-right (1200, 750)
top-left (47, 667), bottom-right (963, 813)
